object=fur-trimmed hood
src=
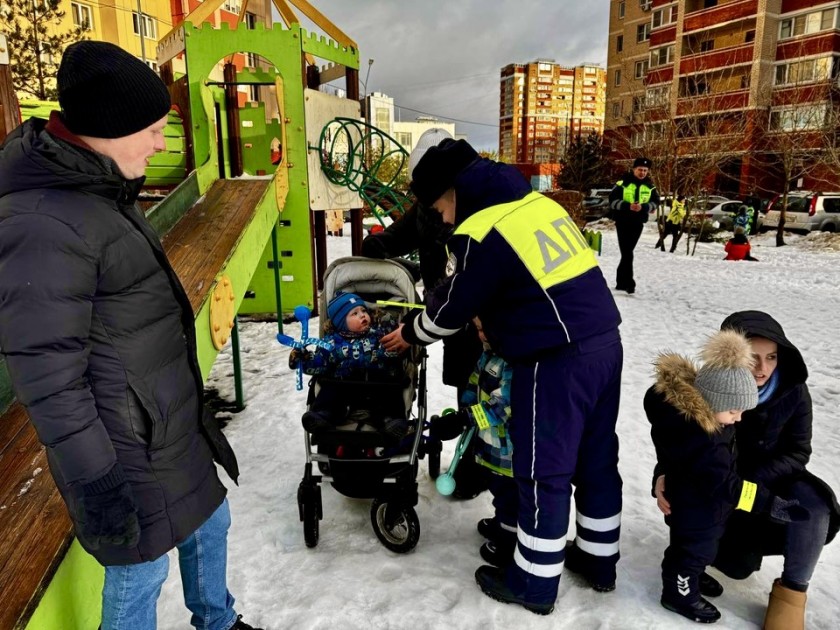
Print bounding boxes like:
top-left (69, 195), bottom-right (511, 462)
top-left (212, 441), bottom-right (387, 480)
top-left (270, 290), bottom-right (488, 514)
top-left (653, 353), bottom-right (720, 435)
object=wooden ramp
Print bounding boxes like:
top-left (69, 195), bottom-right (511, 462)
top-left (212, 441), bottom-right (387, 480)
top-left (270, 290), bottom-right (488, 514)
top-left (0, 405), bottom-right (72, 630)
top-left (162, 178), bottom-right (270, 312)
top-left (0, 176), bottom-right (271, 629)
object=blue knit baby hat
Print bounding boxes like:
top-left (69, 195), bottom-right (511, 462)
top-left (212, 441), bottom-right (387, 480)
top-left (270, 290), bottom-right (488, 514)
top-left (327, 292), bottom-right (365, 331)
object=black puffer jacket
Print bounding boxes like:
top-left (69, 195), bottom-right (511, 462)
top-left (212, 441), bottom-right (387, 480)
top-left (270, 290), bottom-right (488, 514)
top-left (645, 351), bottom-right (767, 527)
top-left (0, 117), bottom-right (235, 565)
top-left (714, 310), bottom-right (840, 575)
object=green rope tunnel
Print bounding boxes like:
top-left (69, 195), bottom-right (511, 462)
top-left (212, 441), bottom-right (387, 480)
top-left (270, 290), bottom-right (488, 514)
top-left (317, 117), bottom-right (413, 226)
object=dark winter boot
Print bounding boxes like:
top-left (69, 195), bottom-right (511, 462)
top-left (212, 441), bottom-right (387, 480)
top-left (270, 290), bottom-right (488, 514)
top-left (480, 538), bottom-right (516, 567)
top-left (662, 571), bottom-right (721, 623)
top-left (700, 572), bottom-right (723, 598)
top-left (231, 615), bottom-right (265, 630)
top-left (474, 565), bottom-right (554, 615)
top-left (563, 542), bottom-right (616, 592)
top-left (661, 595), bottom-right (721, 624)
top-left (477, 517), bottom-right (502, 541)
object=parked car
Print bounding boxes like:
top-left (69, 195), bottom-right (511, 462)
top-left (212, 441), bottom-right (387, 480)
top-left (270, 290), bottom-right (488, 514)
top-left (582, 188), bottom-right (613, 220)
top-left (761, 192), bottom-right (840, 233)
top-left (705, 201), bottom-right (743, 230)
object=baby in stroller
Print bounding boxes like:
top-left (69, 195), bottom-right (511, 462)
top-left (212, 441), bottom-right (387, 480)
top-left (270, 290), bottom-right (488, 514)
top-left (289, 291), bottom-right (409, 442)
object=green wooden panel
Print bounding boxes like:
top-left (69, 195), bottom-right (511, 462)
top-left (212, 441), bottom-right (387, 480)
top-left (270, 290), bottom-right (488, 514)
top-left (183, 21), bottom-right (316, 315)
top-left (23, 541), bottom-right (103, 630)
top-left (18, 100), bottom-right (58, 121)
top-left (300, 27), bottom-right (360, 69)
top-left (147, 153), bottom-right (187, 167)
top-left (0, 358), bottom-right (13, 414)
top-left (145, 171), bottom-right (201, 236)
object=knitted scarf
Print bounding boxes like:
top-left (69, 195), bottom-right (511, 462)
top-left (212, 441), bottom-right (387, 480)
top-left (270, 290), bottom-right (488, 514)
top-left (757, 370), bottom-right (780, 405)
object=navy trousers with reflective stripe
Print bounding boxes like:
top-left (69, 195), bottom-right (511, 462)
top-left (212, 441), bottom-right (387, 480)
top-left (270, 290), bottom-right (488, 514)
top-left (505, 332), bottom-right (623, 605)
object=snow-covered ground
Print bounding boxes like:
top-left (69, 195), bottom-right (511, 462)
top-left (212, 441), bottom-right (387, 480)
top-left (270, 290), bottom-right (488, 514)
top-left (159, 223), bottom-right (840, 629)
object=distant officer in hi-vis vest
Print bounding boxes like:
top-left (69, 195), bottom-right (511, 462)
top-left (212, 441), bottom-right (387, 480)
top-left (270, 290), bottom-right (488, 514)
top-left (609, 156), bottom-right (660, 294)
top-left (381, 139), bottom-right (624, 615)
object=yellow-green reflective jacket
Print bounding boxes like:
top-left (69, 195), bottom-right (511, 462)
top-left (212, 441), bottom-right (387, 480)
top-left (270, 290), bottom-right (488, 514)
top-left (407, 191), bottom-right (621, 361)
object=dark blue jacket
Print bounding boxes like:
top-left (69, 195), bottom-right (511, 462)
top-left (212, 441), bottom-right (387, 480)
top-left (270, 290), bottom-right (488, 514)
top-left (402, 159), bottom-right (620, 362)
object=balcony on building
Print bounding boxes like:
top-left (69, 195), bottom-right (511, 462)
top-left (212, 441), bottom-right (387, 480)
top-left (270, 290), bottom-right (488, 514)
top-left (683, 0), bottom-right (758, 34)
top-left (676, 66), bottom-right (751, 116)
top-left (680, 18), bottom-right (756, 74)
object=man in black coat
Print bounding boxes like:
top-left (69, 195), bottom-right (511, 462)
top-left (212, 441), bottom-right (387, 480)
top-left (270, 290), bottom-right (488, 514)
top-left (0, 42), bottom-right (259, 630)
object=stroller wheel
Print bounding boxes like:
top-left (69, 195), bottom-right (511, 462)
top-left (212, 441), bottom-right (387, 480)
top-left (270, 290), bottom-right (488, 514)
top-left (297, 481), bottom-right (322, 548)
top-left (370, 497), bottom-right (420, 553)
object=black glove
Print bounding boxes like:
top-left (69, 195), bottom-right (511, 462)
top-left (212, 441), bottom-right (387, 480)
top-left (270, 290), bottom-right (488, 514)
top-left (429, 409), bottom-right (471, 441)
top-left (768, 496), bottom-right (809, 524)
top-left (80, 464), bottom-right (140, 550)
top-left (289, 348), bottom-right (312, 369)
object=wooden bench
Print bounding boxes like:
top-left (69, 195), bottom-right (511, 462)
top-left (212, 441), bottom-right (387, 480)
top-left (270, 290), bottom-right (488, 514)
top-left (0, 176), bottom-right (271, 628)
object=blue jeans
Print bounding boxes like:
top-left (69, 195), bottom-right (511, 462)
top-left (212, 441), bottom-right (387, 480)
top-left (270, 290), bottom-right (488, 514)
top-left (102, 499), bottom-right (237, 630)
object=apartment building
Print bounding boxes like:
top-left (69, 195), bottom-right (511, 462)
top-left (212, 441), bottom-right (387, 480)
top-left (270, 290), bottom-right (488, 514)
top-left (606, 0), bottom-right (840, 194)
top-left (499, 60), bottom-right (606, 164)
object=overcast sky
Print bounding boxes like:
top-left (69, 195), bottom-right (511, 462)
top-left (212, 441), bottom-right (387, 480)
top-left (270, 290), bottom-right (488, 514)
top-left (297, 1), bottom-right (610, 151)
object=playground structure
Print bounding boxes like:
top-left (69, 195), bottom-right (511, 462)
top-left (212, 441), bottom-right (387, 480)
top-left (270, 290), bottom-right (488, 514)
top-left (0, 1), bottom-right (406, 627)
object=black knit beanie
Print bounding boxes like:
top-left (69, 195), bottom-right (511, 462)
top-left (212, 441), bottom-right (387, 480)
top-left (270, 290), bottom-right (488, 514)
top-left (58, 41), bottom-right (171, 138)
top-left (410, 139), bottom-right (479, 207)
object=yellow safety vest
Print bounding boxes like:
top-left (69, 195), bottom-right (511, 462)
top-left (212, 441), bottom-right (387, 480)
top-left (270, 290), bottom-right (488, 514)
top-left (667, 199), bottom-right (686, 224)
top-left (453, 192), bottom-right (598, 289)
top-left (617, 180), bottom-right (654, 205)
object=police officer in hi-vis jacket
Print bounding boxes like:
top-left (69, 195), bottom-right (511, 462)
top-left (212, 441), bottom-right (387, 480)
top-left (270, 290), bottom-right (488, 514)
top-left (381, 139), bottom-right (624, 615)
top-left (609, 157), bottom-right (660, 294)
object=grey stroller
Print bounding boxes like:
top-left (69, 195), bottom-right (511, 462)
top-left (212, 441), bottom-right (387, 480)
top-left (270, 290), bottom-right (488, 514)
top-left (296, 256), bottom-right (437, 553)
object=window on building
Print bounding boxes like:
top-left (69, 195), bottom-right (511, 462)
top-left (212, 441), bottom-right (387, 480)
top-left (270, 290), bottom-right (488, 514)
top-left (222, 0), bottom-right (242, 13)
top-left (779, 9), bottom-right (837, 40)
top-left (632, 95), bottom-right (644, 113)
top-left (634, 59), bottom-right (649, 79)
top-left (745, 30), bottom-right (755, 43)
top-left (637, 22), bottom-right (651, 43)
top-left (619, 1), bottom-right (625, 19)
top-left (612, 101), bottom-right (622, 118)
top-left (640, 0), bottom-right (652, 11)
top-left (614, 69), bottom-right (622, 86)
top-left (132, 12), bottom-right (157, 39)
top-left (394, 132), bottom-right (412, 148)
top-left (650, 45), bottom-right (674, 68)
top-left (71, 2), bottom-right (93, 31)
top-left (652, 5), bottom-right (677, 27)
top-left (375, 107), bottom-right (390, 132)
top-left (143, 59), bottom-right (158, 71)
top-left (769, 103), bottom-right (828, 131)
top-left (775, 57), bottom-right (833, 86)
top-left (616, 34), bottom-right (623, 52)
top-left (646, 85), bottom-right (669, 108)
top-left (245, 12), bottom-right (257, 28)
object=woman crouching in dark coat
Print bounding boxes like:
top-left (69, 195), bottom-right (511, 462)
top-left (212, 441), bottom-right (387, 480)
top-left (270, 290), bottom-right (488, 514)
top-left (655, 310), bottom-right (839, 630)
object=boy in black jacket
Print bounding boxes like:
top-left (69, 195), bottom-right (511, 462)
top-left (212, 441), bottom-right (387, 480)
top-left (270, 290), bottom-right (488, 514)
top-left (645, 330), bottom-right (806, 624)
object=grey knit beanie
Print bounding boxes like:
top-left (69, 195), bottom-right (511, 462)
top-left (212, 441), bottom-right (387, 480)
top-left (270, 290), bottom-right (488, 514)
top-left (694, 330), bottom-right (758, 413)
